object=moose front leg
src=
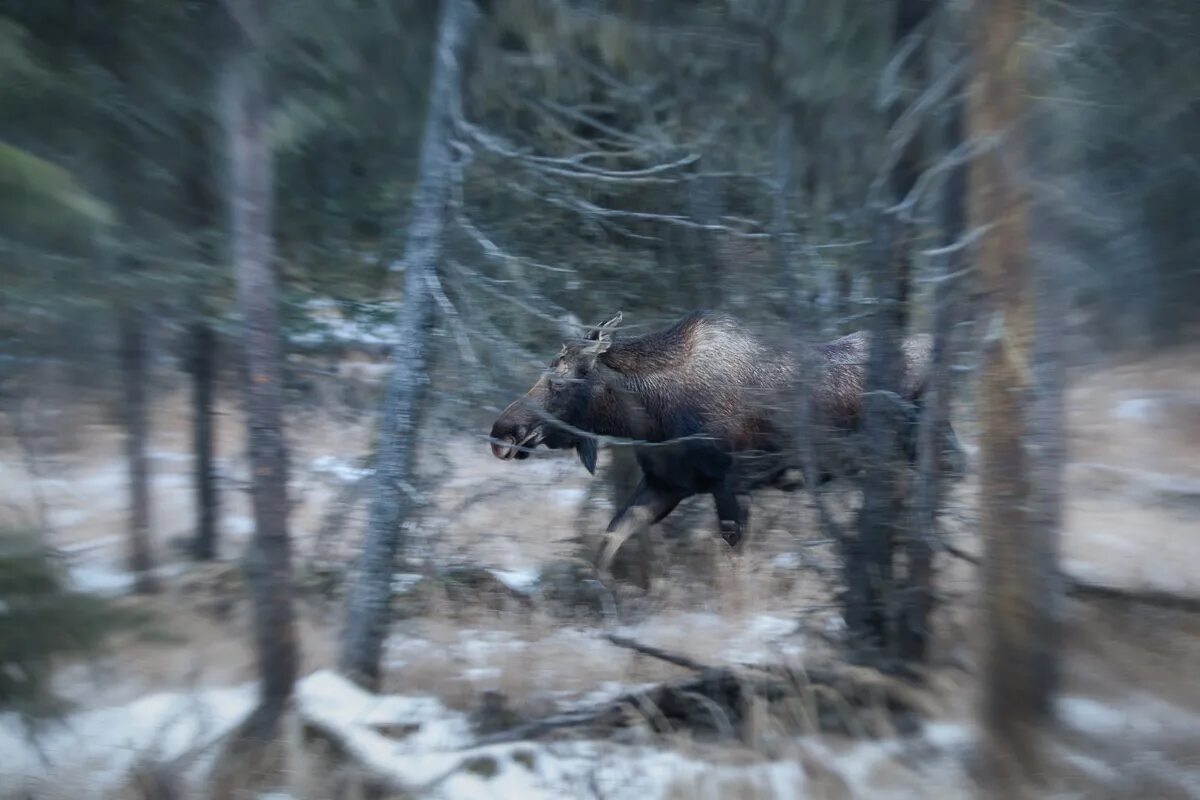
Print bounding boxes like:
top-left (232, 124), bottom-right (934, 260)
top-left (712, 482), bottom-right (749, 547)
top-left (596, 478), bottom-right (683, 588)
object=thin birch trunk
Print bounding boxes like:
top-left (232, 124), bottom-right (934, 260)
top-left (339, 0), bottom-right (479, 689)
top-left (849, 0), bottom-right (932, 657)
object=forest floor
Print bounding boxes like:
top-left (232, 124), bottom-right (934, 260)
top-left (1, 345), bottom-right (1199, 799)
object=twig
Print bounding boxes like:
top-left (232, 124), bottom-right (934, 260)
top-left (606, 634), bottom-right (714, 672)
top-left (942, 541), bottom-right (980, 565)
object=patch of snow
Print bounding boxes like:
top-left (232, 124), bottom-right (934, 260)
top-left (303, 298), bottom-right (338, 311)
top-left (1113, 397), bottom-right (1155, 420)
top-left (772, 552), bottom-right (801, 570)
top-left (48, 508), bottom-right (91, 528)
top-left (457, 629), bottom-right (528, 663)
top-left (725, 614), bottom-right (802, 664)
top-left (552, 487), bottom-right (586, 506)
top-left (1058, 697), bottom-right (1141, 737)
top-left (803, 736), bottom-right (910, 795)
top-left (0, 682), bottom-right (256, 799)
top-left (299, 670), bottom-right (471, 751)
top-left (2, 667), bottom-right (980, 799)
top-left (614, 611), bottom-right (724, 642)
top-left (296, 670), bottom-right (814, 800)
top-left (489, 567), bottom-right (540, 595)
top-left (151, 473), bottom-right (189, 490)
top-left (463, 667), bottom-right (503, 684)
top-left (291, 314), bottom-right (401, 347)
top-left (149, 450), bottom-right (193, 464)
top-left (296, 670), bottom-right (472, 786)
top-left (1057, 692), bottom-right (1200, 747)
top-left (746, 614), bottom-right (796, 639)
top-left (68, 563), bottom-right (137, 596)
top-left (310, 455), bottom-right (373, 484)
top-left (392, 572), bottom-right (425, 593)
top-left (922, 722), bottom-right (973, 751)
top-left (67, 561), bottom-right (188, 598)
top-left (226, 515), bottom-right (255, 537)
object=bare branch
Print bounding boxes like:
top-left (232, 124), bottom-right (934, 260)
top-left (537, 98), bottom-right (654, 149)
top-left (445, 260), bottom-right (576, 328)
top-left (606, 634), bottom-right (714, 672)
top-left (869, 57), bottom-right (967, 205)
top-left (918, 222), bottom-right (992, 261)
top-left (529, 184), bottom-right (769, 237)
top-left (425, 272), bottom-right (478, 366)
top-left (889, 132), bottom-right (1003, 222)
top-left (454, 208), bottom-right (575, 273)
top-left (461, 120), bottom-right (699, 184)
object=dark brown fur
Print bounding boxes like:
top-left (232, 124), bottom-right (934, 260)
top-left (489, 310), bottom-right (946, 556)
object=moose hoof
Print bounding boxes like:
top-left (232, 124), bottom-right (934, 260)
top-left (720, 521), bottom-right (742, 548)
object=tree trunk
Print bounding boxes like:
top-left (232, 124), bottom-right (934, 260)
top-left (899, 7), bottom-right (966, 664)
top-left (887, 0), bottom-right (930, 336)
top-left (339, 0), bottom-right (479, 690)
top-left (118, 301), bottom-right (158, 594)
top-left (189, 321), bottom-right (219, 560)
top-left (847, 0), bottom-right (933, 659)
top-left (223, 0), bottom-right (297, 734)
top-left (969, 0), bottom-right (1059, 774)
top-left (848, 209), bottom-right (906, 653)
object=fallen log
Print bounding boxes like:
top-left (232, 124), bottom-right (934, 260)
top-left (475, 635), bottom-right (931, 747)
top-left (943, 545), bottom-right (1200, 613)
top-left (1066, 577), bottom-right (1200, 613)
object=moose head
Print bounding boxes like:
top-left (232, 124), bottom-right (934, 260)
top-left (488, 312), bottom-right (624, 474)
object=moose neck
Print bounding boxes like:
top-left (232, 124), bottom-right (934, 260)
top-left (586, 354), bottom-right (680, 443)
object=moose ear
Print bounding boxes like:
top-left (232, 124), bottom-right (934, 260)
top-left (575, 438), bottom-right (598, 475)
top-left (582, 311), bottom-right (622, 354)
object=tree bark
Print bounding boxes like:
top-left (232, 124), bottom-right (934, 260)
top-left (969, 0), bottom-right (1059, 774)
top-left (223, 0), bottom-right (297, 734)
top-left (848, 209), bottom-right (907, 654)
top-left (339, 0), bottom-right (479, 690)
top-left (887, 0), bottom-right (931, 336)
top-left (848, 0), bottom-right (934, 659)
top-left (900, 8), bottom-right (966, 664)
top-left (118, 300), bottom-right (158, 594)
top-left (189, 321), bottom-right (219, 560)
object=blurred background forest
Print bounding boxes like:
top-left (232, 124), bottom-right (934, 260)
top-left (2, 0), bottom-right (1199, 798)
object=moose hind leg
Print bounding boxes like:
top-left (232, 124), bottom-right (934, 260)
top-left (712, 483), bottom-right (749, 548)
